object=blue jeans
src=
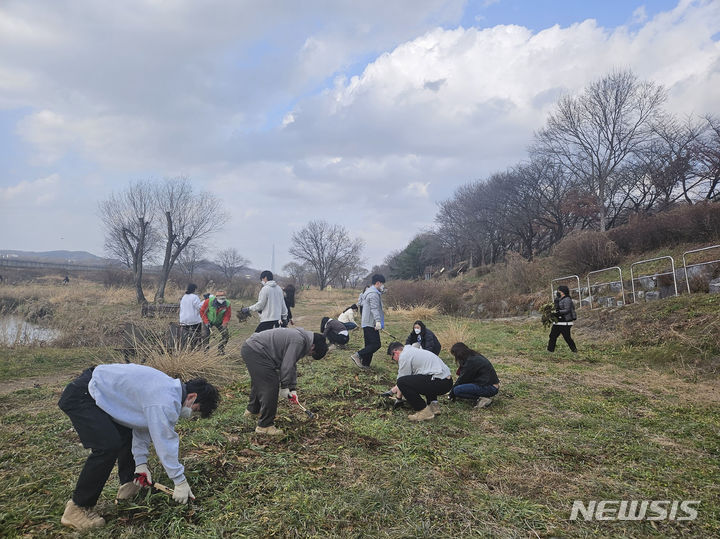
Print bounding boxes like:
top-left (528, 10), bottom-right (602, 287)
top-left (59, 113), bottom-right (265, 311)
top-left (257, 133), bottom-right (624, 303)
top-left (343, 322), bottom-right (357, 330)
top-left (452, 383), bottom-right (499, 399)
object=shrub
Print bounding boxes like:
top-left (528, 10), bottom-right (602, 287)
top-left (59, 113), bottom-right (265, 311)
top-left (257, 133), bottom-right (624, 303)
top-left (384, 280), bottom-right (473, 315)
top-left (609, 202), bottom-right (720, 253)
top-left (551, 230), bottom-right (620, 276)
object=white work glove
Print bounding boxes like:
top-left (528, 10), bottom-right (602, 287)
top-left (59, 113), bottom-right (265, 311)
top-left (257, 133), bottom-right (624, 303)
top-left (279, 387), bottom-right (291, 400)
top-left (374, 321), bottom-right (382, 331)
top-left (133, 463), bottom-right (151, 486)
top-left (172, 480), bottom-right (194, 504)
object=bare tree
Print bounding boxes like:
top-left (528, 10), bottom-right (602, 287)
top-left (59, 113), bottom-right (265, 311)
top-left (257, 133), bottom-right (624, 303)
top-left (289, 220), bottom-right (365, 290)
top-left (282, 261), bottom-right (309, 287)
top-left (153, 178), bottom-right (228, 302)
top-left (177, 245), bottom-right (203, 279)
top-left (99, 181), bottom-right (158, 304)
top-left (215, 248), bottom-right (250, 281)
top-left (533, 70), bottom-right (666, 231)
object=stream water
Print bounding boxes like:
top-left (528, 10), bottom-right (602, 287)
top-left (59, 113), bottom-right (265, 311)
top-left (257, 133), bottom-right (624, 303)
top-left (0, 315), bottom-right (61, 345)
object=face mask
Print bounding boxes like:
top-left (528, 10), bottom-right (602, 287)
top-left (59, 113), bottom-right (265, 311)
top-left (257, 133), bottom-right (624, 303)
top-left (180, 406), bottom-right (193, 419)
top-left (216, 298), bottom-right (226, 304)
top-left (414, 328), bottom-right (421, 334)
top-left (379, 285), bottom-right (385, 292)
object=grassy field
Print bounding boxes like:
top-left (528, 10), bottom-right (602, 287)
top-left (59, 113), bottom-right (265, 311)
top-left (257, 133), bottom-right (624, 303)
top-left (0, 284), bottom-right (718, 537)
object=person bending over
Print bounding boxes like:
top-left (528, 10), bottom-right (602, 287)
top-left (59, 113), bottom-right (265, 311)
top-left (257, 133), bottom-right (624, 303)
top-left (449, 342), bottom-right (500, 408)
top-left (338, 304), bottom-right (359, 330)
top-left (321, 316), bottom-right (350, 347)
top-left (241, 327), bottom-right (328, 435)
top-left (58, 364), bottom-right (219, 531)
top-left (386, 342), bottom-right (452, 422)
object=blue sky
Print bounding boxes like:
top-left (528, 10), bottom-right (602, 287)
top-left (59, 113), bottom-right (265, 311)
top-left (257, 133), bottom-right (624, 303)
top-left (460, 0), bottom-right (679, 30)
top-left (1, 0), bottom-right (718, 271)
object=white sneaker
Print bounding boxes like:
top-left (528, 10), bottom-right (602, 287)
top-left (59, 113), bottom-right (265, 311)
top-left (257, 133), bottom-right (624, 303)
top-left (243, 409), bottom-right (258, 418)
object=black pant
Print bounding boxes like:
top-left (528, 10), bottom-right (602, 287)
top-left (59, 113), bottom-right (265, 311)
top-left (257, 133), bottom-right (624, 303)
top-left (202, 324), bottom-right (230, 352)
top-left (397, 375), bottom-right (453, 411)
top-left (358, 326), bottom-right (381, 366)
top-left (547, 324), bottom-right (577, 352)
top-left (180, 323), bottom-right (202, 350)
top-left (327, 331), bottom-right (349, 346)
top-left (255, 320), bottom-right (280, 333)
top-left (58, 368), bottom-right (135, 507)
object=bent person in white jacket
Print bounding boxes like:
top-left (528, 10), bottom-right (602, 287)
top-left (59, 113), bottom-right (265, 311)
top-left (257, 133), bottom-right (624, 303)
top-left (241, 270), bottom-right (288, 333)
top-left (58, 363), bottom-right (220, 531)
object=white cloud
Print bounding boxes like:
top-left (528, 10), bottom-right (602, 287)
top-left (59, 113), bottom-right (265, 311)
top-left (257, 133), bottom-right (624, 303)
top-left (404, 182), bottom-right (431, 198)
top-left (1, 0), bottom-right (719, 267)
top-left (0, 173), bottom-right (60, 205)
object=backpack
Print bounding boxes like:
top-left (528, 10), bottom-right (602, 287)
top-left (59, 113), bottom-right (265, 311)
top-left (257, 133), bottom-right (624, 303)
top-left (569, 302), bottom-right (577, 321)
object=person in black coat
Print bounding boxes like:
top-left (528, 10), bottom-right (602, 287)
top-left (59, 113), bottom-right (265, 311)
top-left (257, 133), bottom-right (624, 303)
top-left (281, 284), bottom-right (296, 327)
top-left (449, 342), bottom-right (499, 407)
top-left (547, 285), bottom-right (577, 353)
top-left (405, 320), bottom-right (441, 355)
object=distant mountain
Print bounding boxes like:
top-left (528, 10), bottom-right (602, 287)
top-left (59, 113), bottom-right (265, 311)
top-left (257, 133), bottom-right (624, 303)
top-left (0, 249), bottom-right (112, 266)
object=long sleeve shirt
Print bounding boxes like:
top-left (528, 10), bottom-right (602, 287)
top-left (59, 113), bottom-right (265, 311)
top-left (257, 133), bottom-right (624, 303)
top-left (454, 355), bottom-right (499, 387)
top-left (396, 345), bottom-right (451, 380)
top-left (88, 363), bottom-right (187, 485)
top-left (179, 293), bottom-right (203, 325)
top-left (243, 328), bottom-right (313, 390)
top-left (249, 281), bottom-right (288, 322)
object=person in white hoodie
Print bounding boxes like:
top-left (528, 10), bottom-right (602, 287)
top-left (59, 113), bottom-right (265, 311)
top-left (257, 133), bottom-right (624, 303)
top-left (178, 283), bottom-right (203, 349)
top-left (57, 364), bottom-right (220, 531)
top-left (241, 270), bottom-right (288, 333)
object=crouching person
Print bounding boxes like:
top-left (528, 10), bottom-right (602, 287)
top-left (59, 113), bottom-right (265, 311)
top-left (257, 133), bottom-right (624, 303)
top-left (449, 342), bottom-right (499, 408)
top-left (321, 316), bottom-right (350, 347)
top-left (58, 364), bottom-right (220, 531)
top-left (241, 328), bottom-right (328, 436)
top-left (386, 342), bottom-right (452, 422)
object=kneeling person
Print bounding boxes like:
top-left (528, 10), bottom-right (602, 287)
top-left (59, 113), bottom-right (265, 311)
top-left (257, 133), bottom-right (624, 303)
top-left (449, 342), bottom-right (499, 408)
top-left (386, 342), bottom-right (452, 422)
top-left (241, 327), bottom-right (328, 435)
top-left (58, 364), bottom-right (220, 531)
top-left (321, 316), bottom-right (350, 347)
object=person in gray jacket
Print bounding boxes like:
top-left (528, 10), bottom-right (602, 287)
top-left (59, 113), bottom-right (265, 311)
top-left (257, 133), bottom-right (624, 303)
top-left (350, 274), bottom-right (385, 368)
top-left (385, 342), bottom-right (452, 421)
top-left (241, 270), bottom-right (288, 333)
top-left (241, 327), bottom-right (328, 435)
top-left (57, 364), bottom-right (219, 531)
top-left (547, 285), bottom-right (577, 353)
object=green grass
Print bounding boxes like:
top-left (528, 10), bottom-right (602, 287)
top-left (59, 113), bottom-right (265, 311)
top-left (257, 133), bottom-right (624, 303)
top-left (0, 289), bottom-right (718, 537)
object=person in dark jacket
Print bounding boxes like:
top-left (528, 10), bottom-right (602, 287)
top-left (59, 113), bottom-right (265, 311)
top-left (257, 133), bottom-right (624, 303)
top-left (547, 285), bottom-right (577, 353)
top-left (449, 342), bottom-right (500, 408)
top-left (281, 284), bottom-right (296, 327)
top-left (405, 320), bottom-right (441, 355)
top-left (320, 317), bottom-right (350, 346)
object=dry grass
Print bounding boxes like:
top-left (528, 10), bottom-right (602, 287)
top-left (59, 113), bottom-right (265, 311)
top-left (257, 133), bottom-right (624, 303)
top-left (389, 303), bottom-right (439, 321)
top-left (434, 317), bottom-right (473, 350)
top-left (139, 348), bottom-right (240, 385)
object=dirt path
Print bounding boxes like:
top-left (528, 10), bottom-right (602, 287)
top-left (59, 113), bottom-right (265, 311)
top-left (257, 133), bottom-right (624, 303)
top-left (0, 371), bottom-right (75, 397)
